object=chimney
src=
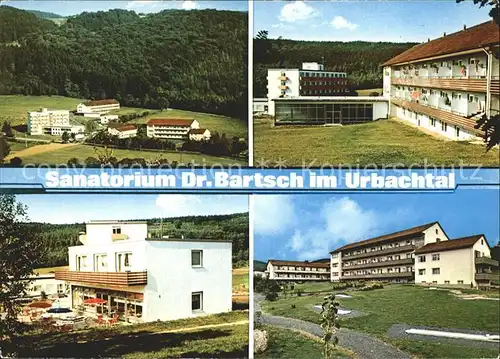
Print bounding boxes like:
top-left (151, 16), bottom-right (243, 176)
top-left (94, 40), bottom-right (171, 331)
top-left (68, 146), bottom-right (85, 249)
top-left (443, 32), bottom-right (446, 37)
top-left (427, 38), bottom-right (430, 42)
top-left (463, 24), bottom-right (467, 31)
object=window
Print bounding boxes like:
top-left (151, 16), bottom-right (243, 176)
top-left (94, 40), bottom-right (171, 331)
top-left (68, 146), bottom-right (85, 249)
top-left (112, 226), bottom-right (121, 234)
top-left (436, 238), bottom-right (441, 243)
top-left (76, 255), bottom-right (87, 271)
top-left (332, 263), bottom-right (338, 268)
top-left (333, 272), bottom-right (339, 276)
top-left (418, 269), bottom-right (426, 275)
top-left (432, 268), bottom-right (440, 275)
top-left (432, 281), bottom-right (437, 284)
top-left (432, 254), bottom-right (440, 261)
top-left (192, 292), bottom-right (203, 311)
top-left (455, 126), bottom-right (460, 137)
top-left (418, 255), bottom-right (426, 263)
top-left (441, 122), bottom-right (447, 132)
top-left (457, 280), bottom-right (464, 284)
top-left (430, 118), bottom-right (436, 127)
top-left (468, 94), bottom-right (474, 102)
top-left (191, 250), bottom-right (203, 267)
top-left (116, 252), bottom-right (132, 271)
top-left (444, 280), bottom-right (450, 284)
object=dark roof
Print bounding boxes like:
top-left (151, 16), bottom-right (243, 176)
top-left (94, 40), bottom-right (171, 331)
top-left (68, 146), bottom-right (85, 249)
top-left (189, 128), bottom-right (209, 134)
top-left (330, 222), bottom-right (437, 253)
top-left (85, 99), bottom-right (119, 106)
top-left (147, 118), bottom-right (194, 126)
top-left (109, 124), bottom-right (136, 132)
top-left (414, 235), bottom-right (484, 254)
top-left (383, 21), bottom-right (500, 66)
top-left (267, 259), bottom-right (330, 268)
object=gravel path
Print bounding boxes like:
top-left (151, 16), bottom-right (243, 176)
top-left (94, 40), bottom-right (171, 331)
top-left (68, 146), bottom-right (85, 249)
top-left (254, 294), bottom-right (411, 359)
top-left (310, 304), bottom-right (365, 319)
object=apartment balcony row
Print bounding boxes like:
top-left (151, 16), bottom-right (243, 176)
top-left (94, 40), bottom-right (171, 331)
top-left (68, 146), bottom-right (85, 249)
top-left (274, 276), bottom-right (329, 281)
top-left (274, 269), bottom-right (328, 274)
top-left (475, 273), bottom-right (499, 281)
top-left (342, 271), bottom-right (414, 280)
top-left (475, 257), bottom-right (499, 266)
top-left (392, 77), bottom-right (499, 94)
top-left (342, 257), bottom-right (414, 270)
top-left (391, 98), bottom-right (481, 135)
top-left (342, 244), bottom-right (416, 261)
top-left (55, 270), bottom-right (148, 286)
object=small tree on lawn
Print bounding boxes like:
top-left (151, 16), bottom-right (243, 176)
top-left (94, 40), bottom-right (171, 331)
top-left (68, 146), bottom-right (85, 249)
top-left (2, 122), bottom-right (13, 138)
top-left (320, 293), bottom-right (340, 359)
top-left (0, 194), bottom-right (45, 350)
top-left (61, 131), bottom-right (69, 143)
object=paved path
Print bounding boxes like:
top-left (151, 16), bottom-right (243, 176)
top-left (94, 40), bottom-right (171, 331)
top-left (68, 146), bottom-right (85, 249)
top-left (255, 294), bottom-right (411, 359)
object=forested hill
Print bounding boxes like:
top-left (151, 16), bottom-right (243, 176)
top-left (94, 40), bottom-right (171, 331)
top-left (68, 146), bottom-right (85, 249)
top-left (0, 6), bottom-right (247, 118)
top-left (27, 212), bottom-right (249, 268)
top-left (26, 10), bottom-right (64, 19)
top-left (254, 37), bottom-right (417, 96)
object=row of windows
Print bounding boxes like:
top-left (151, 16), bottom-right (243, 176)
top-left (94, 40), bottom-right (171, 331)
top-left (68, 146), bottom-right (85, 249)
top-left (418, 268), bottom-right (440, 275)
top-left (418, 253), bottom-right (440, 262)
top-left (301, 81), bottom-right (348, 86)
top-left (299, 71), bottom-right (347, 78)
top-left (395, 57), bottom-right (485, 71)
top-left (275, 103), bottom-right (374, 125)
top-left (300, 88), bottom-right (348, 95)
top-left (343, 239), bottom-right (416, 257)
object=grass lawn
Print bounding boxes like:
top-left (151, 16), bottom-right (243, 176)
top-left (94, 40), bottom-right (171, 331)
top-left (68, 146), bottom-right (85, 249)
top-left (34, 266), bottom-right (68, 275)
top-left (0, 95), bottom-right (84, 126)
top-left (127, 108), bottom-right (247, 138)
top-left (18, 144), bottom-right (246, 166)
top-left (254, 119), bottom-right (499, 166)
top-left (293, 281), bottom-right (335, 294)
top-left (12, 311), bottom-right (248, 358)
top-left (233, 267), bottom-right (249, 292)
top-left (6, 140), bottom-right (37, 153)
top-left (260, 285), bottom-right (499, 358)
top-left (255, 325), bottom-right (353, 359)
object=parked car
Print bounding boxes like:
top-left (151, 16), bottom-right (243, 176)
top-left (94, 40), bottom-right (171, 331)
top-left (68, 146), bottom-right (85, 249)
top-left (40, 307), bottom-right (74, 320)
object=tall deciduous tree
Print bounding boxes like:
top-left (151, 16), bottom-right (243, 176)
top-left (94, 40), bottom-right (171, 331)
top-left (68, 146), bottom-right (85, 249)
top-left (0, 195), bottom-right (45, 344)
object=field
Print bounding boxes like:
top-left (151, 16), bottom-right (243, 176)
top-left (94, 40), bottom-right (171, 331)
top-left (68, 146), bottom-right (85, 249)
top-left (15, 144), bottom-right (245, 166)
top-left (255, 325), bottom-right (353, 359)
top-left (260, 285), bottom-right (500, 358)
top-left (254, 118), bottom-right (499, 166)
top-left (9, 311), bottom-right (249, 358)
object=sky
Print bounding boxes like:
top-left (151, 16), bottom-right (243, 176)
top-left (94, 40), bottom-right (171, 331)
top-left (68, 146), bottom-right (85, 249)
top-left (254, 0), bottom-right (492, 42)
top-left (2, 0), bottom-right (247, 16)
top-left (18, 194), bottom-right (249, 223)
top-left (254, 189), bottom-right (500, 261)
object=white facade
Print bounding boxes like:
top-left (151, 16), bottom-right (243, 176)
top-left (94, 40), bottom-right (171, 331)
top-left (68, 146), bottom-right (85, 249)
top-left (77, 101), bottom-right (120, 115)
top-left (59, 221), bottom-right (232, 322)
top-left (147, 119), bottom-right (200, 140)
top-left (189, 129), bottom-right (211, 141)
top-left (107, 126), bottom-right (137, 139)
top-left (253, 98), bottom-right (269, 115)
top-left (100, 115), bottom-right (119, 124)
top-left (27, 108), bottom-right (70, 135)
top-left (25, 274), bottom-right (69, 298)
top-left (266, 260), bottom-right (330, 281)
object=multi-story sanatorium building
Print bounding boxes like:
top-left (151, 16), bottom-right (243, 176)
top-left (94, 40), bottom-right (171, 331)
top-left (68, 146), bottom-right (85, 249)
top-left (267, 62), bottom-right (350, 116)
top-left (27, 108), bottom-right (84, 136)
top-left (77, 99), bottom-right (120, 115)
top-left (330, 222), bottom-right (498, 289)
top-left (107, 124), bottom-right (138, 139)
top-left (383, 20), bottom-right (500, 140)
top-left (146, 118), bottom-right (206, 141)
top-left (55, 221), bottom-right (232, 323)
top-left (266, 260), bottom-right (330, 282)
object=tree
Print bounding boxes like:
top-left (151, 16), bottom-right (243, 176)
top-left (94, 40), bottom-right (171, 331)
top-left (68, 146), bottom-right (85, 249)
top-left (67, 157), bottom-right (80, 167)
top-left (2, 122), bottom-right (13, 138)
top-left (320, 294), bottom-right (341, 359)
top-left (61, 131), bottom-right (69, 143)
top-left (0, 195), bottom-right (45, 347)
top-left (9, 157), bottom-right (22, 166)
top-left (457, 0), bottom-right (499, 25)
top-left (0, 136), bottom-right (10, 162)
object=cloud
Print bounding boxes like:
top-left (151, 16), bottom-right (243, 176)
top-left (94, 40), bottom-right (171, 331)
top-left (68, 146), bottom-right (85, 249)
top-left (330, 16), bottom-right (358, 31)
top-left (278, 1), bottom-right (320, 23)
top-left (253, 195), bottom-right (296, 235)
top-left (283, 197), bottom-right (391, 261)
top-left (155, 195), bottom-right (248, 217)
top-left (181, 1), bottom-right (198, 10)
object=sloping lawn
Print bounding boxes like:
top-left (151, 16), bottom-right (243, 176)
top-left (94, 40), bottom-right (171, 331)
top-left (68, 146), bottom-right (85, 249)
top-left (255, 325), bottom-right (353, 359)
top-left (254, 119), bottom-right (499, 166)
top-left (260, 285), bottom-right (499, 358)
top-left (11, 311), bottom-right (248, 358)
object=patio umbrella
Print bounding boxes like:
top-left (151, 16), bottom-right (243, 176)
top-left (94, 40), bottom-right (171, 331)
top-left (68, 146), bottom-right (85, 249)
top-left (27, 301), bottom-right (52, 309)
top-left (83, 298), bottom-right (107, 305)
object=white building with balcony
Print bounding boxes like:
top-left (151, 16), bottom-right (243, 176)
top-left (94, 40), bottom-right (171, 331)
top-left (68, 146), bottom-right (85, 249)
top-left (383, 20), bottom-right (500, 141)
top-left (266, 260), bottom-right (330, 282)
top-left (77, 99), bottom-right (120, 115)
top-left (55, 221), bottom-right (232, 323)
top-left (146, 119), bottom-right (200, 140)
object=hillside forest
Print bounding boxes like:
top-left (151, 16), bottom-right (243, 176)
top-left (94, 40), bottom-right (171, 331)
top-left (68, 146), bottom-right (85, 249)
top-left (0, 6), bottom-right (248, 118)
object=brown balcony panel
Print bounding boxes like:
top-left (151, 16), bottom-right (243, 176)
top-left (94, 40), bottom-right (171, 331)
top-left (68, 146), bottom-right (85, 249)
top-left (55, 271), bottom-right (147, 286)
top-left (475, 257), bottom-right (499, 267)
top-left (343, 272), bottom-right (414, 280)
top-left (491, 80), bottom-right (499, 95)
top-left (343, 258), bottom-right (414, 270)
top-left (391, 98), bottom-right (481, 134)
top-left (343, 245), bottom-right (416, 260)
top-left (475, 273), bottom-right (498, 281)
top-left (280, 76), bottom-right (288, 81)
top-left (392, 77), bottom-right (488, 92)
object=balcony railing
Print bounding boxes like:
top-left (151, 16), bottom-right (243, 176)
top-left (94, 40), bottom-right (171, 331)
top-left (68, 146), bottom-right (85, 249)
top-left (475, 257), bottom-right (499, 266)
top-left (342, 271), bottom-right (414, 280)
top-left (475, 273), bottom-right (498, 281)
top-left (342, 258), bottom-right (414, 270)
top-left (343, 245), bottom-right (416, 261)
top-left (392, 77), bottom-right (499, 94)
top-left (55, 270), bottom-right (147, 286)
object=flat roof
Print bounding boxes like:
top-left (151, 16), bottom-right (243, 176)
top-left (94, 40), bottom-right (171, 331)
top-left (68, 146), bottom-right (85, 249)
top-left (272, 96), bottom-right (388, 102)
top-left (87, 220), bottom-right (148, 225)
top-left (253, 98), bottom-right (268, 102)
top-left (147, 238), bottom-right (233, 243)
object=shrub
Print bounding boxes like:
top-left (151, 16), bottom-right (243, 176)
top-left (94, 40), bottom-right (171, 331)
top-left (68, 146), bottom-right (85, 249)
top-left (265, 291), bottom-right (278, 301)
top-left (296, 289), bottom-right (304, 297)
top-left (291, 304), bottom-right (296, 309)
